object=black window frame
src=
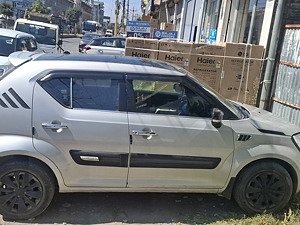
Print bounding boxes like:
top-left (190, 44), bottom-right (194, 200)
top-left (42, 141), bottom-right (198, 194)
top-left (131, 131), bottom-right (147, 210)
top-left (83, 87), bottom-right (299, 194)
top-left (38, 71), bottom-right (127, 112)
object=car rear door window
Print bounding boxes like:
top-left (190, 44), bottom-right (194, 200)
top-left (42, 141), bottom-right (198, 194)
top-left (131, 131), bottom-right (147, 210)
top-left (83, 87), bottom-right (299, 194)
top-left (40, 76), bottom-right (122, 111)
top-left (120, 40), bottom-right (125, 48)
top-left (72, 78), bottom-right (119, 110)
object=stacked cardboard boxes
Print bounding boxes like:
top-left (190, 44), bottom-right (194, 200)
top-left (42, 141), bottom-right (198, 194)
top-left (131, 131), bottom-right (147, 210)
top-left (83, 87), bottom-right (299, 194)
top-left (125, 37), bottom-right (159, 59)
top-left (158, 40), bottom-right (192, 70)
top-left (160, 22), bottom-right (174, 31)
top-left (219, 43), bottom-right (264, 105)
top-left (150, 19), bottom-right (159, 38)
top-left (141, 15), bottom-right (151, 22)
top-left (189, 44), bottom-right (225, 91)
top-left (125, 38), bottom-right (265, 105)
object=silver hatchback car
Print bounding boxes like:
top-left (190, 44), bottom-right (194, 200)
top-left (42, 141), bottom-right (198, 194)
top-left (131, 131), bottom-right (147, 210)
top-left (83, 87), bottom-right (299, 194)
top-left (0, 53), bottom-right (299, 220)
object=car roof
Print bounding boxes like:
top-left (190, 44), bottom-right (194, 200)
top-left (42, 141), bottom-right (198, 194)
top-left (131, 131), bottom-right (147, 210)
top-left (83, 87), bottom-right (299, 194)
top-left (93, 37), bottom-right (125, 41)
top-left (0, 28), bottom-right (35, 38)
top-left (83, 33), bottom-right (100, 38)
top-left (33, 54), bottom-right (186, 75)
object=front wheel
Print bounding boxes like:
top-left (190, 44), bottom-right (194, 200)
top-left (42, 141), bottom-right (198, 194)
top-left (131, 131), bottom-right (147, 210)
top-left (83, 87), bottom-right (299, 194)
top-left (233, 161), bottom-right (293, 214)
top-left (0, 160), bottom-right (55, 220)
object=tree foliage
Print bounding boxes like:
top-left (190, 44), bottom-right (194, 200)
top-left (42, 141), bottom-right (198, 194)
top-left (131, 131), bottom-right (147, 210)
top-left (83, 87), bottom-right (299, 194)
top-left (30, 0), bottom-right (50, 14)
top-left (0, 2), bottom-right (13, 19)
top-left (66, 7), bottom-right (82, 25)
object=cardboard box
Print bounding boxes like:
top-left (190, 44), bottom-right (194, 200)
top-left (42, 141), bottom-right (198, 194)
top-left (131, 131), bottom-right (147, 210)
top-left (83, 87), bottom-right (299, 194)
top-left (154, 0), bottom-right (161, 5)
top-left (126, 37), bottom-right (158, 49)
top-left (158, 41), bottom-right (192, 69)
top-left (151, 19), bottom-right (159, 25)
top-left (188, 44), bottom-right (225, 91)
top-left (219, 43), bottom-right (264, 105)
top-left (158, 51), bottom-right (190, 70)
top-left (159, 40), bottom-right (192, 53)
top-left (125, 48), bottom-right (158, 59)
top-left (160, 22), bottom-right (174, 31)
top-left (142, 15), bottom-right (151, 22)
top-left (125, 37), bottom-right (158, 59)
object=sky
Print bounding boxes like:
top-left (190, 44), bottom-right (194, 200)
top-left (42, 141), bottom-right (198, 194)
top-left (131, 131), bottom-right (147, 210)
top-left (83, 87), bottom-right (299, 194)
top-left (100, 0), bottom-right (142, 23)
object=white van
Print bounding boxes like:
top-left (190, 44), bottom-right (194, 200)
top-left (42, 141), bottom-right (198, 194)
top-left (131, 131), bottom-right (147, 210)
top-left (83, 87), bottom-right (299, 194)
top-left (14, 18), bottom-right (62, 53)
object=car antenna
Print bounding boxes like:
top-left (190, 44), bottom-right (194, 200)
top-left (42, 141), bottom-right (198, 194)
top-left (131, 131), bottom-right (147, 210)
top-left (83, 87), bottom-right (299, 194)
top-left (56, 41), bottom-right (70, 54)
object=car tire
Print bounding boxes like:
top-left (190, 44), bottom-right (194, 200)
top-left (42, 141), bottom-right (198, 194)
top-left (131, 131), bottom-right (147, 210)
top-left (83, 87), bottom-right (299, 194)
top-left (0, 159), bottom-right (55, 220)
top-left (233, 161), bottom-right (293, 214)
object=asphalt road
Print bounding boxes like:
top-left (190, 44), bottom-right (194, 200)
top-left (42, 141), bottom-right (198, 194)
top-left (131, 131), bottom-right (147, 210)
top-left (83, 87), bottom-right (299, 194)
top-left (61, 37), bottom-right (81, 54)
top-left (0, 192), bottom-right (242, 225)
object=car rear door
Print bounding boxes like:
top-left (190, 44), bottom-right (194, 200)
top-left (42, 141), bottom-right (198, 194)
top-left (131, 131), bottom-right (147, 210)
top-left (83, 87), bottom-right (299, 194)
top-left (32, 72), bottom-right (130, 187)
top-left (93, 39), bottom-right (124, 56)
top-left (126, 74), bottom-right (235, 189)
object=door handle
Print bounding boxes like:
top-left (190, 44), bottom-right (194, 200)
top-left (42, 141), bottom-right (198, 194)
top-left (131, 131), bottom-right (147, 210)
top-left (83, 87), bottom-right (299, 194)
top-left (132, 130), bottom-right (157, 136)
top-left (98, 50), bottom-right (103, 54)
top-left (42, 123), bottom-right (68, 133)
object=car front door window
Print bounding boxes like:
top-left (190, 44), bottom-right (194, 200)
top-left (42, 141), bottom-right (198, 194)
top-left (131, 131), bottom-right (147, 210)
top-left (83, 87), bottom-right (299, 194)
top-left (131, 79), bottom-right (212, 118)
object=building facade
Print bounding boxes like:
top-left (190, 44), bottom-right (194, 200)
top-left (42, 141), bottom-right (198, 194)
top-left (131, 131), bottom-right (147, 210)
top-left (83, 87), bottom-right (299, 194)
top-left (0, 0), bottom-right (93, 26)
top-left (93, 1), bottom-right (104, 26)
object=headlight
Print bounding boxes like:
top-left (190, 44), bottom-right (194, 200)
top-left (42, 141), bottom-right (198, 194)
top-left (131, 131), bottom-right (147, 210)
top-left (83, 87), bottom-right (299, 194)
top-left (292, 132), bottom-right (300, 150)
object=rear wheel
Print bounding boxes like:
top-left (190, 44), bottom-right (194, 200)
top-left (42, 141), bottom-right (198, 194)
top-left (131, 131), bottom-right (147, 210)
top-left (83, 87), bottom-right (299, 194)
top-left (233, 162), bottom-right (293, 214)
top-left (0, 160), bottom-right (55, 220)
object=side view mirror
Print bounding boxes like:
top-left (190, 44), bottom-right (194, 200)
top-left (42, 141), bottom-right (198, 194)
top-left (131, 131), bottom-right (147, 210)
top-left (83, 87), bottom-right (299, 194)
top-left (212, 108), bottom-right (224, 129)
top-left (58, 39), bottom-right (63, 46)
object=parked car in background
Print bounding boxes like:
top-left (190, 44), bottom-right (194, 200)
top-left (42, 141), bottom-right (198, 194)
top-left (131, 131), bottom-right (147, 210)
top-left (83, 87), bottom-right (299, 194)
top-left (0, 52), bottom-right (299, 220)
top-left (79, 32), bottom-right (101, 52)
top-left (0, 28), bottom-right (41, 76)
top-left (82, 37), bottom-right (125, 56)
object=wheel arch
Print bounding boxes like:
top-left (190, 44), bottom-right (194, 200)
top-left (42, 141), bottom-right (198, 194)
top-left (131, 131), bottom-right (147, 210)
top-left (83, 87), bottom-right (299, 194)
top-left (0, 154), bottom-right (61, 191)
top-left (219, 158), bottom-right (298, 199)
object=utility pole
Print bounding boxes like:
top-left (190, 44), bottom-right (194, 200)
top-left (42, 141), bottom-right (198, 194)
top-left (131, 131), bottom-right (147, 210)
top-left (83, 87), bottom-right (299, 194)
top-left (114, 0), bottom-right (120, 37)
top-left (121, 0), bottom-right (126, 34)
top-left (131, 7), bottom-right (137, 21)
top-left (126, 0), bottom-right (129, 23)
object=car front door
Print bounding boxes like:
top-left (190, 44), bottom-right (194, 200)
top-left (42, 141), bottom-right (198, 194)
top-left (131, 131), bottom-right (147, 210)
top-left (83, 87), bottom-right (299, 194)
top-left (32, 72), bottom-right (129, 187)
top-left (126, 74), bottom-right (235, 189)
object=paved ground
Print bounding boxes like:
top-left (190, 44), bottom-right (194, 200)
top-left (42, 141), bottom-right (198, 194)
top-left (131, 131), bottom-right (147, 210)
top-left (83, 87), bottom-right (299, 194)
top-left (0, 192), bottom-right (242, 225)
top-left (61, 37), bottom-right (81, 54)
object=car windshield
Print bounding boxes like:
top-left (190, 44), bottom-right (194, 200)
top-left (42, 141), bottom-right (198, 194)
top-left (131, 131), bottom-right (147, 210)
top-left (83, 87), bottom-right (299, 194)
top-left (16, 23), bottom-right (57, 45)
top-left (0, 36), bottom-right (15, 56)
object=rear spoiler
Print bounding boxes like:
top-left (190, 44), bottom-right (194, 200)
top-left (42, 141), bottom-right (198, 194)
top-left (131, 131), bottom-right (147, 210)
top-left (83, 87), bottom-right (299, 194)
top-left (8, 51), bottom-right (44, 67)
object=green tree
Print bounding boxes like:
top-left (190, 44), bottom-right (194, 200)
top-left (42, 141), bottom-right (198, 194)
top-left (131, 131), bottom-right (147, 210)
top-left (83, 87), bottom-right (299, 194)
top-left (66, 7), bottom-right (82, 34)
top-left (0, 2), bottom-right (13, 25)
top-left (30, 0), bottom-right (49, 14)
